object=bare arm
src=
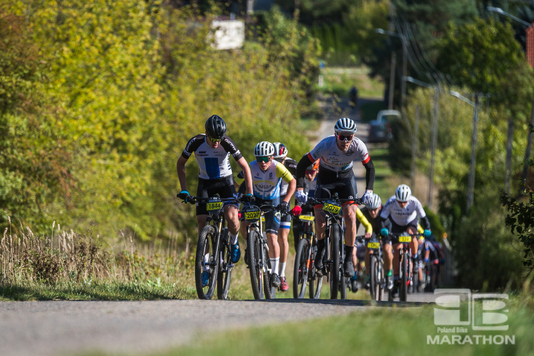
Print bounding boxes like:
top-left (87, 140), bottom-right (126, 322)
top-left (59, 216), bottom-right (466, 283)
top-left (284, 179), bottom-right (296, 203)
top-left (236, 157), bottom-right (253, 195)
top-left (176, 156), bottom-right (188, 191)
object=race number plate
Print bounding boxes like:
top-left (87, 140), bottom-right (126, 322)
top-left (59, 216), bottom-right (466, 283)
top-left (299, 215), bottom-right (315, 222)
top-left (368, 242), bottom-right (380, 249)
top-left (398, 235), bottom-right (411, 243)
top-left (244, 211), bottom-right (261, 221)
top-left (323, 203), bottom-right (341, 215)
top-left (207, 202), bottom-right (223, 211)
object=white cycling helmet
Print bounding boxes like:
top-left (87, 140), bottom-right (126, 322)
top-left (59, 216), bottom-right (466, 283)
top-left (254, 141), bottom-right (275, 157)
top-left (366, 194), bottom-right (382, 210)
top-left (334, 117), bottom-right (357, 133)
top-left (272, 142), bottom-right (288, 161)
top-left (395, 184), bottom-right (411, 202)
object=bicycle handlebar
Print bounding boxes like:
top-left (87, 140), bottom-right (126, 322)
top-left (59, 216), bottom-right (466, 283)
top-left (177, 194), bottom-right (240, 205)
top-left (307, 196), bottom-right (364, 206)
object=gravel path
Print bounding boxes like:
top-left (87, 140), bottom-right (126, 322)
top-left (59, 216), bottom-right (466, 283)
top-left (0, 299), bottom-right (373, 356)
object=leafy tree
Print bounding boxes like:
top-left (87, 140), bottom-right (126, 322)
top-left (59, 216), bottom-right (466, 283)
top-left (0, 7), bottom-right (74, 231)
top-left (502, 139), bottom-right (534, 278)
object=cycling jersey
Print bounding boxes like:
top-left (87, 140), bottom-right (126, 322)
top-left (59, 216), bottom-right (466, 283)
top-left (279, 157), bottom-right (297, 198)
top-left (380, 195), bottom-right (429, 228)
top-left (307, 135), bottom-right (370, 173)
top-left (182, 134), bottom-right (242, 179)
top-left (250, 160), bottom-right (293, 201)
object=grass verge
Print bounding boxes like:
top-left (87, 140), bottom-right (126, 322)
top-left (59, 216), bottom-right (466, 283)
top-left (150, 298), bottom-right (534, 356)
top-left (317, 66), bottom-right (384, 99)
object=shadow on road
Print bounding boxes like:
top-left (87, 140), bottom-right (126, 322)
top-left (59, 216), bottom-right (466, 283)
top-left (244, 298), bottom-right (433, 307)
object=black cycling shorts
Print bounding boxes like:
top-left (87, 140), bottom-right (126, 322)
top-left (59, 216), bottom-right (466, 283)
top-left (389, 218), bottom-right (418, 244)
top-left (315, 169), bottom-right (358, 203)
top-left (196, 176), bottom-right (237, 216)
top-left (249, 197), bottom-right (281, 235)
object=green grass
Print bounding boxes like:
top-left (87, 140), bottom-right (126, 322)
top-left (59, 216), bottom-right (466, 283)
top-left (0, 281), bottom-right (197, 301)
top-left (147, 300), bottom-right (534, 356)
top-left (370, 147), bottom-right (395, 199)
top-left (317, 66), bottom-right (385, 99)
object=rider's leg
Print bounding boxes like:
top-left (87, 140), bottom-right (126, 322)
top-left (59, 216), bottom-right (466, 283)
top-left (314, 208), bottom-right (327, 273)
top-left (277, 224), bottom-right (290, 278)
top-left (393, 243), bottom-right (402, 275)
top-left (342, 204), bottom-right (358, 277)
top-left (407, 226), bottom-right (418, 275)
top-left (315, 208), bottom-right (326, 240)
top-left (384, 242), bottom-right (393, 272)
top-left (224, 205), bottom-right (240, 237)
top-left (352, 248), bottom-right (358, 269)
top-left (266, 231), bottom-right (280, 275)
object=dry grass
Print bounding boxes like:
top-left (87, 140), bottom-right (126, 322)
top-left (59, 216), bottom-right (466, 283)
top-left (0, 220), bottom-right (196, 300)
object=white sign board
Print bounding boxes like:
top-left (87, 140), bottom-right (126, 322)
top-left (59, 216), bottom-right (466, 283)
top-left (211, 20), bottom-right (245, 50)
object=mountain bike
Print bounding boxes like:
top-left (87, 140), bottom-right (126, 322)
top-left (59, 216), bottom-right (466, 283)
top-left (241, 203), bottom-right (280, 300)
top-left (387, 232), bottom-right (423, 302)
top-left (178, 194), bottom-right (239, 300)
top-left (365, 234), bottom-right (385, 301)
top-left (308, 194), bottom-right (362, 300)
top-left (292, 205), bottom-right (322, 299)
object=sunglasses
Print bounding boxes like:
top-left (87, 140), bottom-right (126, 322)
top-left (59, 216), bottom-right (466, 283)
top-left (336, 133), bottom-right (355, 142)
top-left (256, 156), bottom-right (270, 163)
top-left (305, 170), bottom-right (316, 175)
top-left (209, 137), bottom-right (222, 143)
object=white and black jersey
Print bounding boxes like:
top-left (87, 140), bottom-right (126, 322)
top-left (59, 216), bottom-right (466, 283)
top-left (380, 195), bottom-right (429, 228)
top-left (182, 134), bottom-right (242, 179)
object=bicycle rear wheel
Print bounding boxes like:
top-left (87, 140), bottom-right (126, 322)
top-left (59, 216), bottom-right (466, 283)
top-left (329, 224), bottom-right (341, 300)
top-left (293, 238), bottom-right (311, 299)
top-left (370, 255), bottom-right (383, 301)
top-left (400, 251), bottom-right (408, 302)
top-left (195, 225), bottom-right (219, 300)
top-left (217, 229), bottom-right (232, 300)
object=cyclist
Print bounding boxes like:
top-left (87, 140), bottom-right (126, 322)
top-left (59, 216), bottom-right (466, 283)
top-left (272, 142), bottom-right (297, 292)
top-left (177, 115), bottom-right (254, 286)
top-left (379, 184), bottom-right (431, 291)
top-left (295, 117), bottom-right (376, 278)
top-left (240, 141), bottom-right (296, 288)
top-left (291, 159), bottom-right (319, 251)
top-left (354, 193), bottom-right (393, 290)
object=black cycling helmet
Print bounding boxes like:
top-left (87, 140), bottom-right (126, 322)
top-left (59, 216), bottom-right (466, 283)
top-left (205, 115), bottom-right (227, 139)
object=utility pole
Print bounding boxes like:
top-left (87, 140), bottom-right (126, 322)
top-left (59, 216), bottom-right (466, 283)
top-left (505, 117), bottom-right (514, 194)
top-left (400, 39), bottom-right (407, 113)
top-left (466, 94), bottom-right (479, 213)
top-left (428, 85), bottom-right (439, 209)
top-left (411, 105), bottom-right (420, 189)
top-left (388, 52), bottom-right (396, 110)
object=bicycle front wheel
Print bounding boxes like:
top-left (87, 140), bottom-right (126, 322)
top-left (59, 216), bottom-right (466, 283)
top-left (217, 229), bottom-right (232, 300)
top-left (195, 225), bottom-right (219, 300)
top-left (400, 251), bottom-right (408, 302)
top-left (329, 224), bottom-right (341, 300)
top-left (293, 238), bottom-right (311, 299)
top-left (247, 230), bottom-right (266, 300)
top-left (370, 255), bottom-right (383, 301)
